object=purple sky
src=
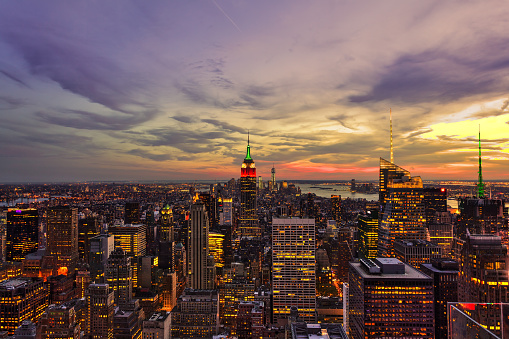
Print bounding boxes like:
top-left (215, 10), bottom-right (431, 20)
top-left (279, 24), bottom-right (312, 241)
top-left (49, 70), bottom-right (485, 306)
top-left (1, 1), bottom-right (508, 182)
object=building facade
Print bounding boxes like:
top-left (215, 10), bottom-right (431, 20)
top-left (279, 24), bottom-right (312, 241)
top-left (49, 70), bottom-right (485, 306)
top-left (272, 218), bottom-right (316, 324)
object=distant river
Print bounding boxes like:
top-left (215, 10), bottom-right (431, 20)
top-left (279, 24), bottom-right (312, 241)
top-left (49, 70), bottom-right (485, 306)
top-left (297, 183), bottom-right (378, 200)
top-left (296, 183), bottom-right (460, 209)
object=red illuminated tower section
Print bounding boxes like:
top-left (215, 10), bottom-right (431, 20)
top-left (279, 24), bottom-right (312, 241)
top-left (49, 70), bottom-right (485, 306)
top-left (240, 134), bottom-right (259, 237)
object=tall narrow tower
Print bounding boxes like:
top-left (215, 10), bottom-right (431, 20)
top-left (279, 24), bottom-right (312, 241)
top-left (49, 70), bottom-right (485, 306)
top-left (477, 126), bottom-right (485, 199)
top-left (47, 206), bottom-right (79, 274)
top-left (239, 133), bottom-right (259, 237)
top-left (271, 164), bottom-right (276, 191)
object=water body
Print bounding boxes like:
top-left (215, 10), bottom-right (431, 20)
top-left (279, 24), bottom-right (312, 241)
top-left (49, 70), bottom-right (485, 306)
top-left (297, 183), bottom-right (378, 200)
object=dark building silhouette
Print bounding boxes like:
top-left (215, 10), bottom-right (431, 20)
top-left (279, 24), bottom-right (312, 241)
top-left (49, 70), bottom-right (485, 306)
top-left (46, 206), bottom-right (79, 275)
top-left (6, 208), bottom-right (38, 262)
top-left (421, 258), bottom-right (459, 339)
top-left (124, 202), bottom-right (140, 225)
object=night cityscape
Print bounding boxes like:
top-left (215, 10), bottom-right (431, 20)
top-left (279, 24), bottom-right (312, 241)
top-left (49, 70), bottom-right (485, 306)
top-left (1, 2), bottom-right (509, 339)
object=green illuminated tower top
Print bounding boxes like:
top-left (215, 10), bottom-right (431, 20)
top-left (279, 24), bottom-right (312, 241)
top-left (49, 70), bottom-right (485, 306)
top-left (477, 126), bottom-right (485, 199)
top-left (245, 131), bottom-right (252, 161)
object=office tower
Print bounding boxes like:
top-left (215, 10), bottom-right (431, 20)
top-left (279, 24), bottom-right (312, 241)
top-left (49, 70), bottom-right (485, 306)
top-left (378, 162), bottom-right (426, 257)
top-left (105, 247), bottom-right (133, 307)
top-left (348, 258), bottom-right (434, 339)
top-left (108, 223), bottom-right (147, 257)
top-left (220, 198), bottom-right (233, 226)
top-left (236, 301), bottom-right (265, 339)
top-left (39, 301), bottom-right (81, 339)
top-left (87, 283), bottom-right (115, 339)
top-left (358, 209), bottom-right (378, 259)
top-left (170, 289), bottom-right (219, 338)
top-left (158, 204), bottom-right (174, 270)
top-left (6, 208), bottom-right (38, 262)
top-left (271, 165), bottom-right (276, 191)
top-left (78, 216), bottom-right (99, 263)
top-left (46, 206), bottom-right (79, 274)
top-left (209, 232), bottom-right (225, 269)
top-left (428, 219), bottom-right (454, 257)
top-left (239, 135), bottom-right (259, 237)
top-left (142, 312), bottom-right (170, 339)
top-left (89, 234), bottom-right (114, 283)
top-left (448, 302), bottom-right (504, 338)
top-left (219, 276), bottom-right (255, 331)
top-left (423, 187), bottom-right (447, 225)
top-left (420, 258), bottom-right (459, 339)
top-left (0, 277), bottom-right (49, 335)
top-left (159, 204), bottom-right (173, 242)
top-left (258, 176), bottom-right (263, 190)
top-left (394, 239), bottom-right (442, 268)
top-left (160, 271), bottom-right (177, 312)
top-left (458, 234), bottom-right (509, 334)
top-left (125, 202), bottom-right (141, 224)
top-left (331, 195), bottom-right (341, 225)
top-left (306, 193), bottom-right (315, 218)
top-left (272, 218), bottom-right (316, 324)
top-left (188, 202), bottom-right (215, 290)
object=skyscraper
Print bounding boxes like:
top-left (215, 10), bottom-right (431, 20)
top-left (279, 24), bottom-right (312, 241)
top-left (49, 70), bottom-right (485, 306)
top-left (6, 208), bottom-right (38, 262)
top-left (358, 209), bottom-right (378, 259)
top-left (378, 159), bottom-right (426, 257)
top-left (46, 206), bottom-right (79, 274)
top-left (124, 202), bottom-right (141, 225)
top-left (105, 247), bottom-right (133, 307)
top-left (331, 195), bottom-right (341, 225)
top-left (188, 202), bottom-right (215, 290)
top-left (272, 217), bottom-right (316, 324)
top-left (87, 283), bottom-right (114, 339)
top-left (89, 234), bottom-right (114, 283)
top-left (108, 223), bottom-right (147, 257)
top-left (239, 135), bottom-right (259, 237)
top-left (458, 234), bottom-right (509, 335)
top-left (348, 258), bottom-right (434, 338)
top-left (270, 165), bottom-right (276, 191)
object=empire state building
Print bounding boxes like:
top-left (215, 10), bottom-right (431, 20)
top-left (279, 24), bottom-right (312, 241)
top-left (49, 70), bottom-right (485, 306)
top-left (239, 135), bottom-right (259, 237)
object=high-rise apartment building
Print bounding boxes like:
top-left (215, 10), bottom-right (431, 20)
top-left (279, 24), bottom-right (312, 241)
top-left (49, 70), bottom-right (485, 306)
top-left (46, 206), bottom-right (79, 274)
top-left (348, 258), bottom-right (434, 338)
top-left (78, 216), bottom-right (99, 263)
top-left (6, 208), bottom-right (39, 262)
top-left (89, 234), bottom-right (114, 283)
top-left (105, 247), bottom-right (133, 306)
top-left (142, 312), bottom-right (170, 339)
top-left (125, 202), bottom-right (141, 225)
top-left (272, 218), bottom-right (316, 324)
top-left (188, 202), bottom-right (215, 290)
top-left (87, 283), bottom-right (115, 339)
top-left (331, 195), bottom-right (341, 226)
top-left (420, 258), bottom-right (459, 339)
top-left (0, 277), bottom-right (49, 335)
top-left (358, 209), bottom-right (378, 259)
top-left (239, 137), bottom-right (258, 237)
top-left (108, 223), bottom-right (147, 257)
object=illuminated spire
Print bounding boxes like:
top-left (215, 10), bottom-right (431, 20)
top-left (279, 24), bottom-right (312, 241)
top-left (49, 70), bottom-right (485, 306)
top-left (245, 131), bottom-right (252, 161)
top-left (390, 108), bottom-right (394, 163)
top-left (477, 125), bottom-right (485, 198)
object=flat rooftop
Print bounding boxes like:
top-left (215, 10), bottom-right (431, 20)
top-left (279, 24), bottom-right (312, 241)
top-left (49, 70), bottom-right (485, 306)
top-left (351, 261), bottom-right (431, 280)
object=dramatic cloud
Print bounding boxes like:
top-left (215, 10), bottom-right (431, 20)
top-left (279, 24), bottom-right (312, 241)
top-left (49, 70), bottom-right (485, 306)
top-left (0, 1), bottom-right (508, 181)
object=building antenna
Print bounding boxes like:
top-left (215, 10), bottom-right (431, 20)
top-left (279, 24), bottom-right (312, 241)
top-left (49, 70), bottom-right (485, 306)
top-left (390, 108), bottom-right (394, 163)
top-left (477, 125), bottom-right (485, 199)
top-left (248, 130), bottom-right (250, 146)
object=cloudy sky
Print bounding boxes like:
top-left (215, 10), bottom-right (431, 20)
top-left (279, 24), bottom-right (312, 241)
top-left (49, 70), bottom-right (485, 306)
top-left (1, 1), bottom-right (508, 182)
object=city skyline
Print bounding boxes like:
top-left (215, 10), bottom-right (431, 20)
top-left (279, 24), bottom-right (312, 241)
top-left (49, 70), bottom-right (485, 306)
top-left (1, 1), bottom-right (509, 182)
